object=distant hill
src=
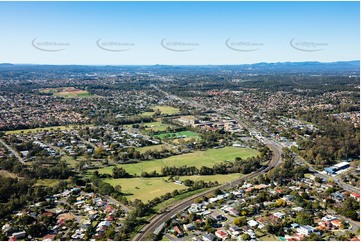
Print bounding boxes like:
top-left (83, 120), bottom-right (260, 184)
top-left (0, 61), bottom-right (359, 75)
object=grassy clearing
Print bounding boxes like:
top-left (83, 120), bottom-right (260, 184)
top-left (40, 87), bottom-right (94, 98)
top-left (153, 105), bottom-right (180, 114)
top-left (140, 105), bottom-right (180, 117)
top-left (154, 131), bottom-right (199, 139)
top-left (139, 111), bottom-right (155, 117)
top-left (104, 177), bottom-right (186, 202)
top-left (105, 173), bottom-right (241, 203)
top-left (135, 144), bottom-right (173, 154)
top-left (55, 91), bottom-right (93, 98)
top-left (5, 124), bottom-right (93, 134)
top-left (0, 170), bottom-right (18, 178)
top-left (143, 121), bottom-right (174, 132)
top-left (62, 155), bottom-right (77, 168)
top-left (35, 179), bottom-right (60, 187)
top-left (97, 147), bottom-right (259, 176)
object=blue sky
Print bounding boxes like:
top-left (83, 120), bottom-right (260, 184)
top-left (0, 1), bottom-right (359, 65)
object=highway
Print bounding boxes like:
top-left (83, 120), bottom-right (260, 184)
top-left (133, 86), bottom-right (284, 241)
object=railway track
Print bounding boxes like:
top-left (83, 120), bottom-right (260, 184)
top-left (133, 139), bottom-right (282, 241)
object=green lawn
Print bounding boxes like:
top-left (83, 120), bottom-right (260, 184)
top-left (35, 179), bottom-right (61, 187)
top-left (154, 131), bottom-right (199, 139)
top-left (143, 121), bottom-right (174, 132)
top-left (105, 173), bottom-right (242, 202)
top-left (97, 147), bottom-right (259, 176)
top-left (54, 91), bottom-right (94, 98)
top-left (62, 155), bottom-right (78, 168)
top-left (104, 177), bottom-right (186, 202)
top-left (136, 144), bottom-right (173, 154)
top-left (140, 105), bottom-right (180, 117)
top-left (140, 111), bottom-right (156, 117)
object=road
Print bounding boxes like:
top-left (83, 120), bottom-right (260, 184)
top-left (294, 154), bottom-right (359, 193)
top-left (133, 86), bottom-right (284, 241)
top-left (72, 130), bottom-right (97, 149)
top-left (105, 195), bottom-right (131, 213)
top-left (326, 209), bottom-right (360, 233)
top-left (0, 138), bottom-right (25, 164)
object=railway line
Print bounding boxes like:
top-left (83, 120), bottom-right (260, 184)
top-left (133, 140), bottom-right (282, 240)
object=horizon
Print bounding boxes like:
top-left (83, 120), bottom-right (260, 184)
top-left (0, 1), bottom-right (359, 65)
top-left (1, 60), bottom-right (360, 67)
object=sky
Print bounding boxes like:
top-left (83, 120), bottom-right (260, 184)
top-left (0, 1), bottom-right (359, 65)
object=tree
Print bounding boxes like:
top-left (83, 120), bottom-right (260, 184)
top-left (241, 233), bottom-right (251, 241)
top-left (26, 223), bottom-right (47, 238)
top-left (113, 167), bottom-right (130, 178)
top-left (67, 195), bottom-right (76, 205)
top-left (114, 185), bottom-right (122, 193)
top-left (0, 233), bottom-right (7, 241)
top-left (105, 227), bottom-right (115, 239)
top-left (295, 212), bottom-right (314, 225)
top-left (276, 198), bottom-right (287, 207)
top-left (233, 216), bottom-right (247, 227)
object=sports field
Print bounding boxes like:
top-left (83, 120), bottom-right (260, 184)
top-left (104, 173), bottom-right (241, 202)
top-left (40, 87), bottom-right (93, 98)
top-left (135, 144), bottom-right (174, 153)
top-left (143, 121), bottom-right (175, 132)
top-left (140, 105), bottom-right (180, 116)
top-left (104, 177), bottom-right (186, 202)
top-left (97, 147), bottom-right (259, 176)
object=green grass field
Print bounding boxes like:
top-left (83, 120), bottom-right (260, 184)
top-left (143, 121), bottom-right (174, 132)
top-left (154, 131), bottom-right (199, 139)
top-left (140, 105), bottom-right (180, 117)
top-left (40, 87), bottom-right (94, 98)
top-left (97, 147), bottom-right (259, 176)
top-left (104, 173), bottom-right (241, 202)
top-left (5, 125), bottom-right (93, 134)
top-left (135, 144), bottom-right (174, 154)
top-left (62, 155), bottom-right (78, 168)
top-left (104, 177), bottom-right (186, 202)
top-left (35, 179), bottom-right (60, 187)
top-left (55, 92), bottom-right (93, 98)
